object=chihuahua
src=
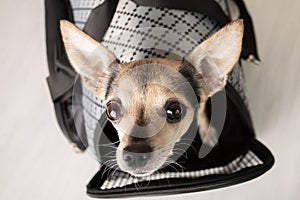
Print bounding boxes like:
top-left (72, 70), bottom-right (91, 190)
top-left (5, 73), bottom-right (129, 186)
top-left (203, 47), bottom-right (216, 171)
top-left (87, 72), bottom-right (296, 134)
top-left (60, 19), bottom-right (243, 177)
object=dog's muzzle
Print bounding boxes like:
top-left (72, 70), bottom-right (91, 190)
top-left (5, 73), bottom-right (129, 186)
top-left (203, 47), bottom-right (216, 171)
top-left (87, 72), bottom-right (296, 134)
top-left (122, 144), bottom-right (152, 169)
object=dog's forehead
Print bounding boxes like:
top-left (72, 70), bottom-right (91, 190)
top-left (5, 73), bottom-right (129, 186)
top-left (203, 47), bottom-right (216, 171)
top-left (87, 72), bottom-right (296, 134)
top-left (128, 84), bottom-right (176, 108)
top-left (114, 59), bottom-right (185, 101)
top-left (120, 58), bottom-right (182, 83)
top-left (105, 58), bottom-right (200, 111)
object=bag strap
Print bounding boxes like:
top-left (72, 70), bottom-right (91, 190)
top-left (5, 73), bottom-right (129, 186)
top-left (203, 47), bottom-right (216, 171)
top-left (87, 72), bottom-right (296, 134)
top-left (83, 0), bottom-right (119, 42)
top-left (233, 0), bottom-right (260, 62)
top-left (47, 0), bottom-right (119, 102)
top-left (47, 55), bottom-right (76, 102)
top-left (45, 0), bottom-right (88, 151)
top-left (45, 0), bottom-right (75, 102)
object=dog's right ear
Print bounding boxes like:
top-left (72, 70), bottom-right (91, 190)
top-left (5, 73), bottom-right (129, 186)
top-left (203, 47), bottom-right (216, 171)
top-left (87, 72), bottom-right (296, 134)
top-left (60, 20), bottom-right (117, 98)
top-left (186, 20), bottom-right (244, 101)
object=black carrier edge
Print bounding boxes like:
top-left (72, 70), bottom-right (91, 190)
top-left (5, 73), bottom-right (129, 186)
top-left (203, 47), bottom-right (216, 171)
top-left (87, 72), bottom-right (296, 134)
top-left (87, 140), bottom-right (274, 198)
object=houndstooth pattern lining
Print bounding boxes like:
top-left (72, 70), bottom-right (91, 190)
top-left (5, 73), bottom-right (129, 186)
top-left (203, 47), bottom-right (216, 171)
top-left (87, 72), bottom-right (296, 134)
top-left (100, 150), bottom-right (263, 190)
top-left (70, 0), bottom-right (249, 156)
top-left (70, 0), bottom-right (105, 29)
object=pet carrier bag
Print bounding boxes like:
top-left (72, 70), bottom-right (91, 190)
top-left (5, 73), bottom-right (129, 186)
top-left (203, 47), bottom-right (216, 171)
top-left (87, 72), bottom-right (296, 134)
top-left (45, 0), bottom-right (274, 198)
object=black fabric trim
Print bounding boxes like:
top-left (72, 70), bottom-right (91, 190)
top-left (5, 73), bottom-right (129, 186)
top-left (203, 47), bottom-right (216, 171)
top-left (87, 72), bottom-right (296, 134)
top-left (47, 55), bottom-right (76, 102)
top-left (86, 139), bottom-right (274, 198)
top-left (47, 70), bottom-right (74, 102)
top-left (45, 0), bottom-right (74, 75)
top-left (233, 0), bottom-right (260, 61)
top-left (45, 0), bottom-right (76, 102)
top-left (45, 0), bottom-right (87, 151)
top-left (83, 0), bottom-right (119, 42)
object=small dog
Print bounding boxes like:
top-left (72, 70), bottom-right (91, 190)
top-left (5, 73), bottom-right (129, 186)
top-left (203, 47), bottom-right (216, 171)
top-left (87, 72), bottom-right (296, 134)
top-left (60, 19), bottom-right (243, 177)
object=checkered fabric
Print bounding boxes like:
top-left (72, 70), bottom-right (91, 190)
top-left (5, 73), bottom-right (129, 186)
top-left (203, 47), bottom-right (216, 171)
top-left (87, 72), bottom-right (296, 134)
top-left (100, 150), bottom-right (263, 190)
top-left (70, 0), bottom-right (250, 164)
top-left (70, 0), bottom-right (105, 29)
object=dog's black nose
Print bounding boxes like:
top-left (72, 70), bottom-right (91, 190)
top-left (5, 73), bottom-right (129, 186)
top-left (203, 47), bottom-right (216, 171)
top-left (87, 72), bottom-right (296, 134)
top-left (123, 145), bottom-right (152, 168)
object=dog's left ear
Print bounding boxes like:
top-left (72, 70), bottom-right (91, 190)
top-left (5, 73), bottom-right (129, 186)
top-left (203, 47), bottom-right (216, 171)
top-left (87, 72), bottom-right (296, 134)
top-left (60, 20), bottom-right (118, 98)
top-left (186, 20), bottom-right (244, 100)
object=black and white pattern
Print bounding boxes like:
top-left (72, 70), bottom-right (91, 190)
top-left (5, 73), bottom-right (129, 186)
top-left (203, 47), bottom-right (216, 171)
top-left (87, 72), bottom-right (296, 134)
top-left (100, 150), bottom-right (262, 190)
top-left (100, 1), bottom-right (219, 61)
top-left (70, 0), bottom-right (249, 165)
top-left (70, 0), bottom-right (105, 29)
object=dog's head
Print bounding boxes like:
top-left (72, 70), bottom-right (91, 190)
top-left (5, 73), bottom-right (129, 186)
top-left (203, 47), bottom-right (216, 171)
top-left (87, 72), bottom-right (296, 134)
top-left (60, 20), bottom-right (243, 177)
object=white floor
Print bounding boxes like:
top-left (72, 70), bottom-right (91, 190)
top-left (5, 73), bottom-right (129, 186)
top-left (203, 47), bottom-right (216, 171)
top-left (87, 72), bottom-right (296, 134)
top-left (0, 0), bottom-right (299, 199)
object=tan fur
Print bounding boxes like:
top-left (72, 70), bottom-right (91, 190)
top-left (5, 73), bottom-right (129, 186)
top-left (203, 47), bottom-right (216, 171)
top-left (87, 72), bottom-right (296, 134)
top-left (60, 20), bottom-right (117, 98)
top-left (187, 19), bottom-right (244, 99)
top-left (60, 19), bottom-right (244, 177)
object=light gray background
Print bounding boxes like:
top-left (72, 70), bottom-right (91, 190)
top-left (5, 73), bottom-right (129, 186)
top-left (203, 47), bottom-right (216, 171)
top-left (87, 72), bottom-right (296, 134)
top-left (0, 0), bottom-right (299, 199)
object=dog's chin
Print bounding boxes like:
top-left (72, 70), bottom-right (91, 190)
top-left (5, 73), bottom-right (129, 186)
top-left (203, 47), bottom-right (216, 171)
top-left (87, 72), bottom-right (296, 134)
top-left (129, 170), bottom-right (156, 177)
top-left (116, 151), bottom-right (171, 177)
top-left (117, 162), bottom-right (162, 178)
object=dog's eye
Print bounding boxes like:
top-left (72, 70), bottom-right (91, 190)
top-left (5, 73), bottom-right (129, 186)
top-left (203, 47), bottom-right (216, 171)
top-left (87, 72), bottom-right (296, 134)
top-left (166, 101), bottom-right (182, 123)
top-left (106, 101), bottom-right (122, 121)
